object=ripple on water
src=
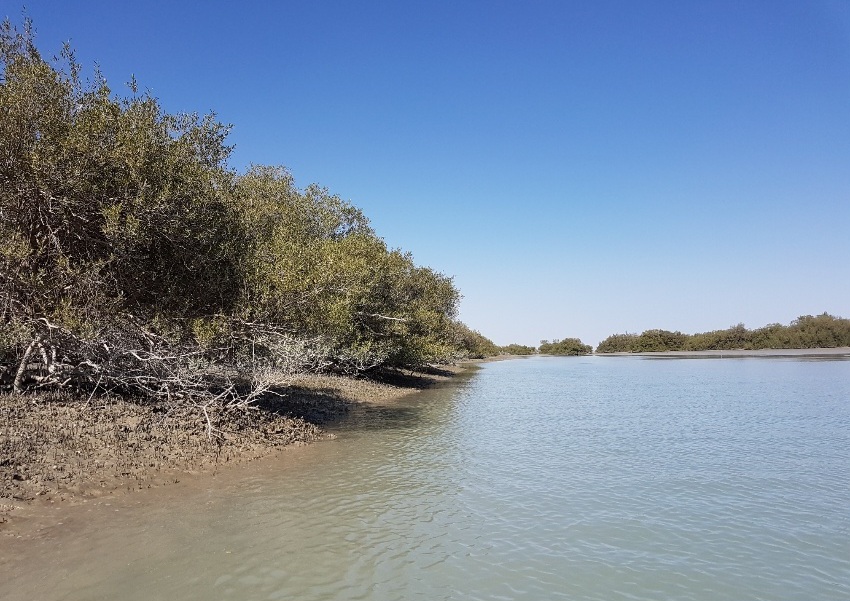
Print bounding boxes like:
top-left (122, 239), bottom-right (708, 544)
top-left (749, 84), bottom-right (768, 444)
top-left (1, 356), bottom-right (849, 601)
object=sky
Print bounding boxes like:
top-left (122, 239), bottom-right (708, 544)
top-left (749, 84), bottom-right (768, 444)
top-left (9, 1), bottom-right (850, 346)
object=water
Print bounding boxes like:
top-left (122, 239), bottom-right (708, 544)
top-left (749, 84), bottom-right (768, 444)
top-left (2, 355), bottom-right (849, 600)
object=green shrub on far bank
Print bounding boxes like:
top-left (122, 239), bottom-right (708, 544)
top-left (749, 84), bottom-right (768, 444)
top-left (594, 333), bottom-right (638, 353)
top-left (499, 344), bottom-right (536, 355)
top-left (538, 338), bottom-right (592, 356)
top-left (595, 313), bottom-right (850, 353)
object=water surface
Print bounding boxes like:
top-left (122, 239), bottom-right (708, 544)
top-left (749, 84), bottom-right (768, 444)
top-left (2, 355), bottom-right (849, 600)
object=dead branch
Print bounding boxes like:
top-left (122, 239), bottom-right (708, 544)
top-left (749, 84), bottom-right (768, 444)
top-left (356, 311), bottom-right (408, 322)
top-left (13, 335), bottom-right (42, 393)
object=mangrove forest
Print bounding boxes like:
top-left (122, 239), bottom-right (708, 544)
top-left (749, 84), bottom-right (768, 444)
top-left (0, 20), bottom-right (501, 406)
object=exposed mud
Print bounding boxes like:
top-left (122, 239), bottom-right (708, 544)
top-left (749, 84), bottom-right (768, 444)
top-left (0, 366), bottom-right (464, 535)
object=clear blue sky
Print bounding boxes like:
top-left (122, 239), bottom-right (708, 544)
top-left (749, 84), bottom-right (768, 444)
top-left (11, 1), bottom-right (850, 346)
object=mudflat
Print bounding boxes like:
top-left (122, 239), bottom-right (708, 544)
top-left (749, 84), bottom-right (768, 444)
top-left (0, 366), bottom-right (464, 539)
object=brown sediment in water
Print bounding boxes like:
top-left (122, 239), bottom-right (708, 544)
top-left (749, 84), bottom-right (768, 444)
top-left (0, 365), bottom-right (466, 537)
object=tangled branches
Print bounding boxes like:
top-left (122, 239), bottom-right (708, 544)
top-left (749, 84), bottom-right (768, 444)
top-left (0, 314), bottom-right (335, 440)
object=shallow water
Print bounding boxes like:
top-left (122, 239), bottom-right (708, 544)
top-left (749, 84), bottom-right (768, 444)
top-left (2, 356), bottom-right (849, 600)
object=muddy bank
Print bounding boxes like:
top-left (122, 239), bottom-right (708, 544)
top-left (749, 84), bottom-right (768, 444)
top-left (0, 366), bottom-right (465, 535)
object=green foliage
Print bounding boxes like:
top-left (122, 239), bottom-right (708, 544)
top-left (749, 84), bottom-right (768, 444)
top-left (768, 313), bottom-right (850, 349)
top-left (538, 338), bottom-right (592, 356)
top-left (499, 343), bottom-right (536, 355)
top-left (633, 329), bottom-right (687, 352)
top-left (453, 324), bottom-right (500, 359)
top-left (595, 314), bottom-right (850, 353)
top-left (230, 164), bottom-right (462, 369)
top-left (1, 18), bottom-right (241, 328)
top-left (594, 333), bottom-right (638, 353)
top-left (684, 323), bottom-right (751, 351)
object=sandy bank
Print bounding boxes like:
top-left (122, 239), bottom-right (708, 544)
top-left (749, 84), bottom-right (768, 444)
top-left (0, 365), bottom-right (466, 537)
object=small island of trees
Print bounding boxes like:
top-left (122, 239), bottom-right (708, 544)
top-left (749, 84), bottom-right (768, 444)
top-left (538, 338), bottom-right (593, 356)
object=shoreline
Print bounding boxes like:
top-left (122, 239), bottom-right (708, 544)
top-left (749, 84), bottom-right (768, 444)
top-left (0, 365), bottom-right (470, 538)
top-left (6, 346), bottom-right (840, 535)
top-left (594, 347), bottom-right (850, 358)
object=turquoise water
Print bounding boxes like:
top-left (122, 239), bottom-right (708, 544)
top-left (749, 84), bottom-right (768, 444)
top-left (2, 355), bottom-right (849, 600)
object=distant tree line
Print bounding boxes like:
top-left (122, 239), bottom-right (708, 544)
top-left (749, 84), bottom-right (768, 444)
top-left (499, 344), bottom-right (536, 356)
top-left (538, 338), bottom-right (592, 356)
top-left (0, 20), bottom-right (500, 407)
top-left (595, 314), bottom-right (850, 353)
top-left (452, 331), bottom-right (538, 358)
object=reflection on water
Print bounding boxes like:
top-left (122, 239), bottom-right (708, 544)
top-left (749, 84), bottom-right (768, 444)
top-left (2, 356), bottom-right (849, 601)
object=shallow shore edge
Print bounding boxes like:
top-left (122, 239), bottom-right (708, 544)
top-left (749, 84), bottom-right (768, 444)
top-left (1, 364), bottom-right (472, 537)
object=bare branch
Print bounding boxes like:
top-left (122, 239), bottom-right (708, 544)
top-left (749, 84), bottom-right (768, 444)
top-left (356, 312), bottom-right (408, 322)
